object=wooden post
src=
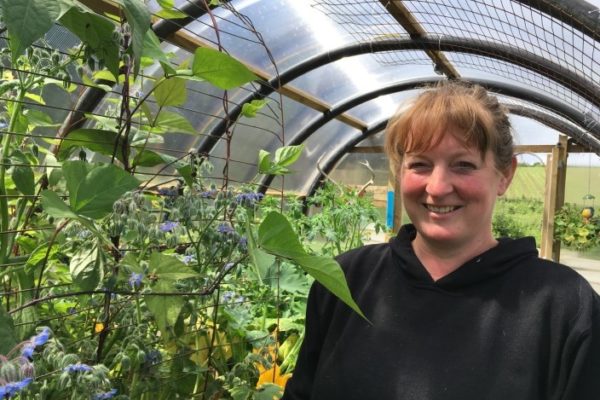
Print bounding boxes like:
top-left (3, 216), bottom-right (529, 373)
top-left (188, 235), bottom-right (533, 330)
top-left (393, 175), bottom-right (403, 232)
top-left (540, 135), bottom-right (568, 261)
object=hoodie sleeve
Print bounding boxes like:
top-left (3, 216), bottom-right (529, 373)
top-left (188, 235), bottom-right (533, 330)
top-left (281, 282), bottom-right (329, 400)
top-left (558, 285), bottom-right (600, 400)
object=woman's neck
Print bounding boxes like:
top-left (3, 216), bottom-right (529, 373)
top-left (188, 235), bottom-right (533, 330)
top-left (412, 234), bottom-right (498, 281)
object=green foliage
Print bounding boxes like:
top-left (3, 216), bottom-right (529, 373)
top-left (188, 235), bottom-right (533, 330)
top-left (258, 212), bottom-right (367, 321)
top-left (191, 47), bottom-right (258, 90)
top-left (0, 0), bottom-right (67, 62)
top-left (0, 2), bottom-right (383, 397)
top-left (258, 145), bottom-right (305, 175)
top-left (241, 99), bottom-right (269, 118)
top-left (303, 182), bottom-right (385, 257)
top-left (555, 203), bottom-right (600, 251)
top-left (492, 197), bottom-right (543, 242)
top-left (0, 308), bottom-right (18, 354)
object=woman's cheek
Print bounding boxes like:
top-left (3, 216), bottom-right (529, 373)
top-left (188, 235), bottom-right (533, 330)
top-left (400, 173), bottom-right (425, 196)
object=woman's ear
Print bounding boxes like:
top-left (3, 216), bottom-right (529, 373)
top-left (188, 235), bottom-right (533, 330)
top-left (497, 156), bottom-right (517, 196)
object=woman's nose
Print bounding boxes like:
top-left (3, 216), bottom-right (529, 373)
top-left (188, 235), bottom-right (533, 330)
top-left (426, 166), bottom-right (453, 196)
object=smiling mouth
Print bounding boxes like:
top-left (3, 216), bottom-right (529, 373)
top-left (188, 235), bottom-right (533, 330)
top-left (424, 204), bottom-right (461, 214)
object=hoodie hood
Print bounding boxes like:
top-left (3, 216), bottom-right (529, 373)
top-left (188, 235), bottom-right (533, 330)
top-left (389, 224), bottom-right (539, 290)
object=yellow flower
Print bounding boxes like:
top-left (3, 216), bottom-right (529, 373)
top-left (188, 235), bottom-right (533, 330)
top-left (254, 341), bottom-right (292, 390)
top-left (256, 363), bottom-right (291, 388)
top-left (94, 322), bottom-right (104, 333)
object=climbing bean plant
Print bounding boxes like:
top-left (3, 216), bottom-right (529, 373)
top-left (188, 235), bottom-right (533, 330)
top-left (0, 1), bottom-right (368, 398)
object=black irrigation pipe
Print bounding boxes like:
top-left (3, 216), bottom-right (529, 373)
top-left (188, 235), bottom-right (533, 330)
top-left (514, 0), bottom-right (600, 41)
top-left (198, 36), bottom-right (600, 156)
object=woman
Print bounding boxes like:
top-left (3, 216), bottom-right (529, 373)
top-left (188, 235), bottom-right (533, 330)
top-left (282, 82), bottom-right (600, 399)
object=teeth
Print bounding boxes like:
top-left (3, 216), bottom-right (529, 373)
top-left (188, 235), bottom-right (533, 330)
top-left (425, 205), bottom-right (457, 213)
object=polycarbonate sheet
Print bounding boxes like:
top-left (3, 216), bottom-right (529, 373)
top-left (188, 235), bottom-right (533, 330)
top-left (403, 0), bottom-right (599, 83)
top-left (345, 90), bottom-right (423, 124)
top-left (286, 51), bottom-right (433, 109)
top-left (269, 119), bottom-right (362, 194)
top-left (175, 0), bottom-right (362, 75)
top-left (447, 52), bottom-right (600, 122)
top-left (209, 95), bottom-right (322, 185)
top-left (330, 151), bottom-right (389, 187)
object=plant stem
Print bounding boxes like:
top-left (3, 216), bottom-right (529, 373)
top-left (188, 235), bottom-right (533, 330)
top-left (0, 87), bottom-right (26, 265)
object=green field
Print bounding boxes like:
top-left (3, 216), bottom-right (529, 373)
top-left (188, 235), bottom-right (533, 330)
top-left (506, 165), bottom-right (600, 206)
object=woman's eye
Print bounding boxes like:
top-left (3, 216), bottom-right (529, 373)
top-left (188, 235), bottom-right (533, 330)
top-left (455, 161), bottom-right (477, 171)
top-left (407, 162), bottom-right (429, 170)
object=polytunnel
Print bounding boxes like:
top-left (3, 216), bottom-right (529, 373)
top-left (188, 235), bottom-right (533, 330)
top-left (1, 0), bottom-right (600, 398)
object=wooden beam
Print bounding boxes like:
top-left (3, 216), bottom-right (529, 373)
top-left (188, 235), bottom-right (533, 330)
top-left (379, 0), bottom-right (460, 79)
top-left (540, 135), bottom-right (568, 261)
top-left (80, 0), bottom-right (367, 131)
top-left (516, 143), bottom-right (588, 153)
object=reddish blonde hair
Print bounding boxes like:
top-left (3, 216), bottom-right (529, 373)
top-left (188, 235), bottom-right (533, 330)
top-left (385, 81), bottom-right (514, 173)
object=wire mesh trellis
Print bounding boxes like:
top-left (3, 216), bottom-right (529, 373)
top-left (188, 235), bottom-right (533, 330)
top-left (0, 1), bottom-right (310, 398)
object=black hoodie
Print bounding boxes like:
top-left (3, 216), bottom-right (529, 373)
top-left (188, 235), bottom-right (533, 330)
top-left (282, 225), bottom-right (600, 400)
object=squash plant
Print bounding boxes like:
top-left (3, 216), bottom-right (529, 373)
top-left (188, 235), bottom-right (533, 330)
top-left (554, 203), bottom-right (600, 251)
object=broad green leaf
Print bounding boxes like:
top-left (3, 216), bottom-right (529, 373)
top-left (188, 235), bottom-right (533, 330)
top-left (121, 0), bottom-right (151, 78)
top-left (245, 216), bottom-right (275, 281)
top-left (157, 0), bottom-right (174, 7)
top-left (149, 252), bottom-right (200, 282)
top-left (142, 30), bottom-right (171, 69)
top-left (56, 129), bottom-right (122, 162)
top-left (25, 109), bottom-right (55, 127)
top-left (258, 212), bottom-right (306, 259)
top-left (155, 8), bottom-right (188, 19)
top-left (68, 163), bottom-right (140, 219)
top-left (120, 252), bottom-right (143, 274)
top-left (0, 80), bottom-right (18, 97)
top-left (59, 7), bottom-right (120, 78)
top-left (92, 70), bottom-right (117, 83)
top-left (132, 150), bottom-right (164, 167)
top-left (191, 47), bottom-right (257, 90)
top-left (80, 74), bottom-right (113, 92)
top-left (241, 99), bottom-right (268, 118)
top-left (264, 262), bottom-right (310, 294)
top-left (153, 77), bottom-right (187, 107)
top-left (25, 243), bottom-right (59, 273)
top-left (133, 151), bottom-right (193, 186)
top-left (62, 160), bottom-right (93, 207)
top-left (11, 110), bottom-right (29, 134)
top-left (43, 77), bottom-right (77, 92)
top-left (1, 0), bottom-right (62, 61)
top-left (24, 92), bottom-right (45, 105)
top-left (274, 144), bottom-right (304, 167)
top-left (259, 212), bottom-right (367, 321)
top-left (295, 254), bottom-right (366, 320)
top-left (175, 164), bottom-right (194, 188)
top-left (40, 190), bottom-right (79, 219)
top-left (154, 111), bottom-right (196, 134)
top-left (145, 280), bottom-right (183, 335)
top-left (0, 307), bottom-right (18, 354)
top-left (254, 384), bottom-right (284, 400)
top-left (159, 60), bottom-right (177, 76)
top-left (12, 165), bottom-right (35, 196)
top-left (258, 150), bottom-right (272, 174)
top-left (69, 244), bottom-right (103, 291)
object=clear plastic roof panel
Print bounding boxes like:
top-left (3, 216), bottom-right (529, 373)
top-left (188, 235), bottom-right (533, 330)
top-left (84, 0), bottom-right (600, 193)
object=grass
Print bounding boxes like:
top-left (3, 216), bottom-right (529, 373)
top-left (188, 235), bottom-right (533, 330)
top-left (506, 165), bottom-right (600, 206)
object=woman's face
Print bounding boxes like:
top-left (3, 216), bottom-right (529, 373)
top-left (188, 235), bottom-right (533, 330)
top-left (400, 132), bottom-right (514, 251)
